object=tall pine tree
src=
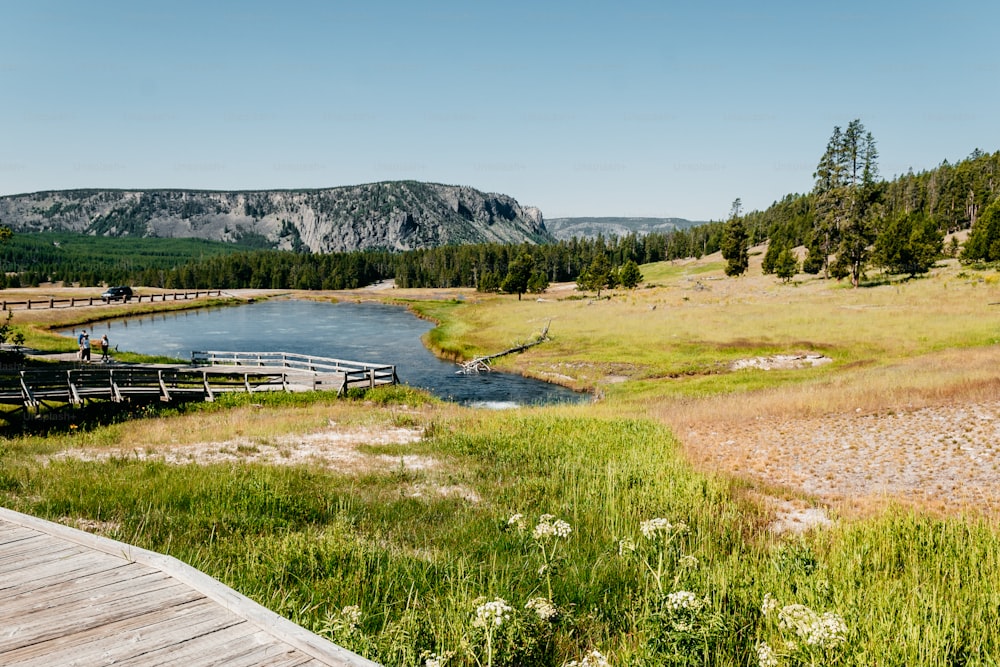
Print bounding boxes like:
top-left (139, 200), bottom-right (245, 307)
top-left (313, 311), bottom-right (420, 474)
top-left (721, 199), bottom-right (749, 277)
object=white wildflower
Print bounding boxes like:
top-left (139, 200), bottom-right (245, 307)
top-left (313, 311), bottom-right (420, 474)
top-left (664, 590), bottom-right (706, 612)
top-left (778, 603), bottom-right (815, 634)
top-left (421, 650), bottom-right (454, 667)
top-left (507, 513), bottom-right (526, 532)
top-left (534, 514), bottom-right (572, 540)
top-left (640, 517), bottom-right (672, 539)
top-left (473, 598), bottom-right (513, 629)
top-left (777, 604), bottom-right (847, 648)
top-left (808, 611), bottom-right (848, 647)
top-left (617, 538), bottom-right (636, 556)
top-left (756, 641), bottom-right (778, 667)
top-left (340, 604), bottom-right (361, 629)
top-left (525, 597), bottom-right (559, 621)
top-left (679, 554), bottom-right (699, 569)
top-left (761, 593), bottom-right (779, 617)
top-left (563, 649), bottom-right (610, 667)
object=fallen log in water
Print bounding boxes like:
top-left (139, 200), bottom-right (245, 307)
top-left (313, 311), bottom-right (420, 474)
top-left (458, 321), bottom-right (550, 374)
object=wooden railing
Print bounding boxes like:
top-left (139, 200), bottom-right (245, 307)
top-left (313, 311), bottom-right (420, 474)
top-left (191, 350), bottom-right (398, 391)
top-left (0, 351), bottom-right (397, 414)
top-left (0, 290), bottom-right (224, 311)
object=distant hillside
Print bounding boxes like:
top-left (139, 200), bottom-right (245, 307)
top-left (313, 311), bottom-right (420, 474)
top-left (545, 216), bottom-right (705, 240)
top-left (0, 182), bottom-right (550, 253)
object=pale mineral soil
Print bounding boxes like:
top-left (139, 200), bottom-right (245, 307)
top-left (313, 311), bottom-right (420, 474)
top-left (49, 422), bottom-right (481, 504)
top-left (681, 400), bottom-right (1000, 519)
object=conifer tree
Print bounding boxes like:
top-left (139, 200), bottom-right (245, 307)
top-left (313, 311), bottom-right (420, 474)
top-left (774, 246), bottom-right (799, 282)
top-left (961, 198), bottom-right (1000, 263)
top-left (501, 252), bottom-right (534, 300)
top-left (721, 199), bottom-right (749, 277)
top-left (618, 259), bottom-right (643, 288)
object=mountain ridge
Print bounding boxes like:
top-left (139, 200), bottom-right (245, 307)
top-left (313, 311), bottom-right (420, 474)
top-left (545, 216), bottom-right (706, 240)
top-left (0, 181), bottom-right (550, 253)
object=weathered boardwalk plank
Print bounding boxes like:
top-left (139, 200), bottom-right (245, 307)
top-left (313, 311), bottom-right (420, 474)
top-left (0, 507), bottom-right (380, 667)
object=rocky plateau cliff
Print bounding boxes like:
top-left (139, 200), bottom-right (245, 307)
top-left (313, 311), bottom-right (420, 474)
top-left (0, 181), bottom-right (549, 252)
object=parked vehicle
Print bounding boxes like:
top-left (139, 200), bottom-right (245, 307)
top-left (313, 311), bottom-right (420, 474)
top-left (100, 286), bottom-right (133, 302)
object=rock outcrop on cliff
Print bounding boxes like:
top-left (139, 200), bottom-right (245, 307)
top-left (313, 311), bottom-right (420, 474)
top-left (0, 181), bottom-right (549, 252)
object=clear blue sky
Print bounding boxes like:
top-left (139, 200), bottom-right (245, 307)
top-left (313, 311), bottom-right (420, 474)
top-left (2, 0), bottom-right (997, 221)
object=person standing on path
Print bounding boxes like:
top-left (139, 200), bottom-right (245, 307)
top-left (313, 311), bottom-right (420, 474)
top-left (81, 332), bottom-right (91, 363)
top-left (100, 334), bottom-right (110, 362)
top-left (77, 329), bottom-right (87, 361)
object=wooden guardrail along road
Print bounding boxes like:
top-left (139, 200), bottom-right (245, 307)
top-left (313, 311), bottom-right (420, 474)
top-left (0, 351), bottom-right (397, 415)
top-left (0, 290), bottom-right (223, 311)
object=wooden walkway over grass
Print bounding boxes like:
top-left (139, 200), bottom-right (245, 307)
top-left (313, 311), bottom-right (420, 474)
top-left (0, 506), bottom-right (379, 666)
top-left (0, 351), bottom-right (397, 415)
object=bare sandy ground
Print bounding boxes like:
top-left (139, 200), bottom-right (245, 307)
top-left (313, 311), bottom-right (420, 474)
top-left (682, 401), bottom-right (1000, 518)
top-left (49, 423), bottom-right (482, 503)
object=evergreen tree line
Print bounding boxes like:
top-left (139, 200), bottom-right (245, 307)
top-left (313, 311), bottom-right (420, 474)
top-left (730, 130), bottom-right (1000, 282)
top-left (0, 227), bottom-right (714, 292)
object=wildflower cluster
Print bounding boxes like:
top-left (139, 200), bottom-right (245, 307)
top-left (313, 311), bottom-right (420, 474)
top-left (640, 517), bottom-right (675, 540)
top-left (761, 593), bottom-right (779, 617)
top-left (661, 589), bottom-right (712, 633)
top-left (623, 516), bottom-right (697, 595)
top-left (507, 513), bottom-right (527, 533)
top-left (508, 511), bottom-right (574, 599)
top-left (617, 537), bottom-right (636, 556)
top-left (339, 605), bottom-right (361, 628)
top-left (473, 598), bottom-right (514, 629)
top-left (420, 650), bottom-right (455, 667)
top-left (319, 604), bottom-right (363, 641)
top-left (472, 598), bottom-right (514, 667)
top-left (678, 554), bottom-right (699, 569)
top-left (776, 604), bottom-right (847, 648)
top-left (664, 590), bottom-right (706, 613)
top-left (534, 513), bottom-right (573, 540)
top-left (755, 641), bottom-right (779, 667)
top-left (563, 649), bottom-right (611, 667)
top-left (759, 593), bottom-right (849, 665)
top-left (525, 597), bottom-right (559, 622)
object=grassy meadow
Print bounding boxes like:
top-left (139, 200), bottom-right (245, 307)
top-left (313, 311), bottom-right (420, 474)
top-left (3, 255), bottom-right (1000, 665)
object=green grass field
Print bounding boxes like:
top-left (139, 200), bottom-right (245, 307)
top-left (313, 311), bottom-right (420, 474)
top-left (2, 257), bottom-right (1000, 666)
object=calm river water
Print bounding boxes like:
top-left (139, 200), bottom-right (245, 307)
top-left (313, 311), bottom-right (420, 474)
top-left (65, 300), bottom-right (585, 408)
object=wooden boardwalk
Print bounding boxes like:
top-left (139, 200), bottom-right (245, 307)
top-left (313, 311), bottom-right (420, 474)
top-left (0, 506), bottom-right (380, 667)
top-left (0, 351), bottom-right (398, 416)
